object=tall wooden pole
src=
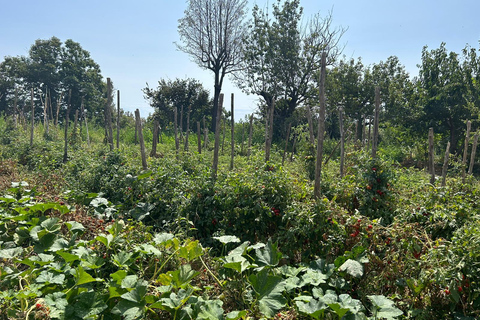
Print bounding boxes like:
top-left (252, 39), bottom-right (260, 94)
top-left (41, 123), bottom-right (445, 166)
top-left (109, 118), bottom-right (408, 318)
top-left (428, 127), bottom-right (435, 184)
top-left (185, 105), bottom-right (191, 151)
top-left (339, 106), bottom-right (345, 178)
top-left (248, 114), bottom-right (253, 158)
top-left (105, 78), bottom-right (114, 151)
top-left (372, 87), bottom-right (380, 158)
top-left (63, 89), bottom-right (71, 163)
top-left (314, 52), bottom-right (327, 199)
top-left (135, 109), bottom-right (147, 170)
top-left (230, 93), bottom-right (235, 170)
top-left (212, 94), bottom-right (224, 180)
top-left (468, 133), bottom-right (479, 175)
top-left (441, 142), bottom-right (450, 187)
top-left (117, 90), bottom-right (120, 149)
top-left (30, 88), bottom-right (34, 146)
top-left (462, 120), bottom-right (471, 183)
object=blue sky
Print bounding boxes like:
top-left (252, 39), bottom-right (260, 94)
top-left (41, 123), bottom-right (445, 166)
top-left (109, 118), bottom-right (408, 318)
top-left (1, 0), bottom-right (479, 120)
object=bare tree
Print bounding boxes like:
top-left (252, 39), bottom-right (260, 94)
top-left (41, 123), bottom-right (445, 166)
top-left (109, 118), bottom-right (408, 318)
top-left (177, 0), bottom-right (247, 132)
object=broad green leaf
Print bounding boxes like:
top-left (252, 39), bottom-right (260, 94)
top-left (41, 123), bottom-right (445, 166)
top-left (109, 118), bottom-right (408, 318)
top-left (157, 264), bottom-right (199, 288)
top-left (135, 243), bottom-right (162, 257)
top-left (309, 258), bottom-right (335, 277)
top-left (56, 250), bottom-right (80, 263)
top-left (283, 276), bottom-right (302, 292)
top-left (376, 307), bottom-right (404, 319)
top-left (110, 270), bottom-right (128, 284)
top-left (222, 254), bottom-right (251, 273)
top-left (0, 247), bottom-right (23, 259)
top-left (226, 310), bottom-right (248, 320)
top-left (255, 240), bottom-right (282, 267)
top-left (196, 299), bottom-right (224, 320)
top-left (276, 265), bottom-right (305, 277)
top-left (296, 298), bottom-right (327, 319)
top-left (49, 238), bottom-right (70, 252)
top-left (153, 232), bottom-right (174, 245)
top-left (122, 275), bottom-right (140, 289)
top-left (178, 240), bottom-right (204, 261)
top-left (112, 300), bottom-right (145, 320)
top-left (112, 251), bottom-right (134, 268)
top-left (300, 269), bottom-right (329, 286)
top-left (368, 295), bottom-right (403, 319)
top-left (137, 170), bottom-right (153, 180)
top-left (90, 197), bottom-right (108, 208)
top-left (41, 218), bottom-right (61, 233)
top-left (65, 291), bottom-right (107, 319)
top-left (248, 269), bottom-right (286, 318)
top-left (338, 259), bottom-right (364, 278)
top-left (75, 266), bottom-right (101, 286)
top-left (152, 288), bottom-right (194, 311)
top-left (213, 235), bottom-right (241, 244)
top-left (36, 270), bottom-right (65, 285)
top-left (44, 292), bottom-right (68, 318)
top-left (121, 282), bottom-right (148, 303)
top-left (95, 234), bottom-right (113, 248)
top-left (66, 221), bottom-right (85, 234)
top-left (229, 241), bottom-right (250, 256)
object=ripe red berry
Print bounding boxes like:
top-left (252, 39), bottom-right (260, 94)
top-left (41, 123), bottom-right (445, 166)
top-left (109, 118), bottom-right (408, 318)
top-left (367, 225), bottom-right (373, 230)
top-left (458, 286), bottom-right (463, 292)
top-left (444, 289), bottom-right (450, 295)
top-left (36, 303), bottom-right (42, 309)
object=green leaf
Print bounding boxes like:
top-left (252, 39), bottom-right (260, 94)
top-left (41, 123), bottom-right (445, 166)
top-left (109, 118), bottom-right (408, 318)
top-left (66, 221), bottom-right (85, 234)
top-left (196, 299), bottom-right (224, 320)
top-left (95, 234), bottom-right (113, 248)
top-left (112, 251), bottom-right (134, 268)
top-left (137, 170), bottom-right (153, 180)
top-left (56, 250), bottom-right (80, 264)
top-left (36, 270), bottom-right (65, 285)
top-left (110, 270), bottom-right (128, 284)
top-left (178, 240), bottom-right (204, 261)
top-left (153, 288), bottom-right (194, 311)
top-left (222, 254), bottom-right (252, 273)
top-left (300, 269), bottom-right (329, 286)
top-left (90, 197), bottom-right (108, 208)
top-left (153, 232), bottom-right (174, 245)
top-left (248, 269), bottom-right (286, 318)
top-left (255, 239), bottom-right (282, 267)
top-left (157, 264), bottom-right (199, 288)
top-left (0, 247), bottom-right (23, 259)
top-left (226, 310), bottom-right (248, 320)
top-left (122, 275), bottom-right (140, 289)
top-left (368, 295), bottom-right (403, 319)
top-left (338, 259), bottom-right (364, 278)
top-left (75, 266), bottom-right (101, 286)
top-left (296, 298), bottom-right (327, 319)
top-left (65, 291), bottom-right (107, 319)
top-left (213, 235), bottom-right (241, 244)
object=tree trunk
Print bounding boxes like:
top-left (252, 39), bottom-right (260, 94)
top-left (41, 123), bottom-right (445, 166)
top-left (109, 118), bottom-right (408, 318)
top-left (135, 109), bottom-right (148, 170)
top-left (314, 52), bottom-right (327, 199)
top-left (211, 93), bottom-right (224, 180)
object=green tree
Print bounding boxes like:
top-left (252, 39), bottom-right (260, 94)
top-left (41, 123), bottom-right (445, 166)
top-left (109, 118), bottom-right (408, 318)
top-left (143, 78), bottom-right (212, 130)
top-left (237, 0), bottom-right (346, 134)
top-left (177, 0), bottom-right (248, 132)
top-left (418, 43), bottom-right (478, 152)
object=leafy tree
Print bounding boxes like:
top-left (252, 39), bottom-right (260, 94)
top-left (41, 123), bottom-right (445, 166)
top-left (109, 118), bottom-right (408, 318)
top-left (177, 0), bottom-right (248, 132)
top-left (0, 37), bottom-right (105, 122)
top-left (237, 0), bottom-right (346, 134)
top-left (418, 43), bottom-right (478, 152)
top-left (143, 78), bottom-right (212, 131)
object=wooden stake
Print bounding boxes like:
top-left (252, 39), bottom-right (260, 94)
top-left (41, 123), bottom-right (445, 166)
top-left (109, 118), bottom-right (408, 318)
top-left (428, 127), bottom-right (435, 184)
top-left (230, 93), bottom-right (235, 170)
top-left (462, 120), bottom-right (471, 183)
top-left (314, 52), bottom-right (327, 199)
top-left (468, 133), bottom-right (479, 175)
top-left (339, 106), bottom-right (345, 177)
top-left (441, 142), bottom-right (450, 187)
top-left (372, 87), bottom-right (380, 158)
top-left (197, 121), bottom-right (202, 154)
top-left (117, 90), bottom-right (120, 149)
top-left (212, 94), bottom-right (224, 180)
top-left (30, 88), bottom-right (34, 147)
top-left (248, 114), bottom-right (253, 157)
top-left (282, 123), bottom-right (291, 165)
top-left (63, 89), bottom-right (71, 163)
top-left (135, 109), bottom-right (147, 170)
top-left (105, 78), bottom-right (114, 151)
top-left (184, 105), bottom-right (191, 151)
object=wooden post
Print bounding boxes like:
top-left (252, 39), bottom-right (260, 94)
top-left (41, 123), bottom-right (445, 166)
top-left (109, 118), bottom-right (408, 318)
top-left (63, 89), bottom-right (71, 163)
top-left (174, 107), bottom-right (179, 155)
top-left (247, 114), bottom-right (253, 157)
top-left (468, 133), bottom-right (479, 175)
top-left (197, 121), bottom-right (202, 154)
top-left (314, 52), bottom-right (327, 199)
top-left (55, 92), bottom-right (63, 127)
top-left (73, 109), bottom-right (78, 142)
top-left (203, 116), bottom-right (208, 149)
top-left (339, 106), bottom-right (345, 177)
top-left (372, 87), bottom-right (380, 158)
top-left (290, 132), bottom-right (297, 161)
top-left (428, 127), bottom-right (435, 184)
top-left (105, 78), bottom-right (114, 151)
top-left (30, 88), bottom-right (34, 147)
top-left (241, 121), bottom-right (246, 155)
top-left (150, 120), bottom-right (158, 157)
top-left (367, 115), bottom-right (372, 149)
top-left (362, 115), bottom-right (366, 147)
top-left (306, 106), bottom-right (315, 145)
top-left (282, 123), bottom-right (291, 165)
top-left (212, 94), bottom-right (224, 180)
top-left (230, 93), bottom-right (235, 170)
top-left (81, 99), bottom-right (90, 147)
top-left (180, 105), bottom-right (184, 145)
top-left (441, 142), bottom-right (450, 187)
top-left (462, 120), bottom-right (471, 183)
top-left (265, 99), bottom-right (275, 162)
top-left (135, 109), bottom-right (147, 170)
top-left (43, 88), bottom-right (49, 136)
top-left (117, 90), bottom-right (120, 149)
top-left (184, 105), bottom-right (191, 151)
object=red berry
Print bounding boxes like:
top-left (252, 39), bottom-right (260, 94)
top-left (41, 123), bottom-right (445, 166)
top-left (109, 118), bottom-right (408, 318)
top-left (444, 289), bottom-right (450, 295)
top-left (458, 286), bottom-right (463, 292)
top-left (367, 225), bottom-right (373, 230)
top-left (36, 303), bottom-right (42, 309)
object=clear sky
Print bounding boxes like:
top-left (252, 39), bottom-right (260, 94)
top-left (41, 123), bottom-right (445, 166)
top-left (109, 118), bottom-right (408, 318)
top-left (1, 0), bottom-right (479, 120)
